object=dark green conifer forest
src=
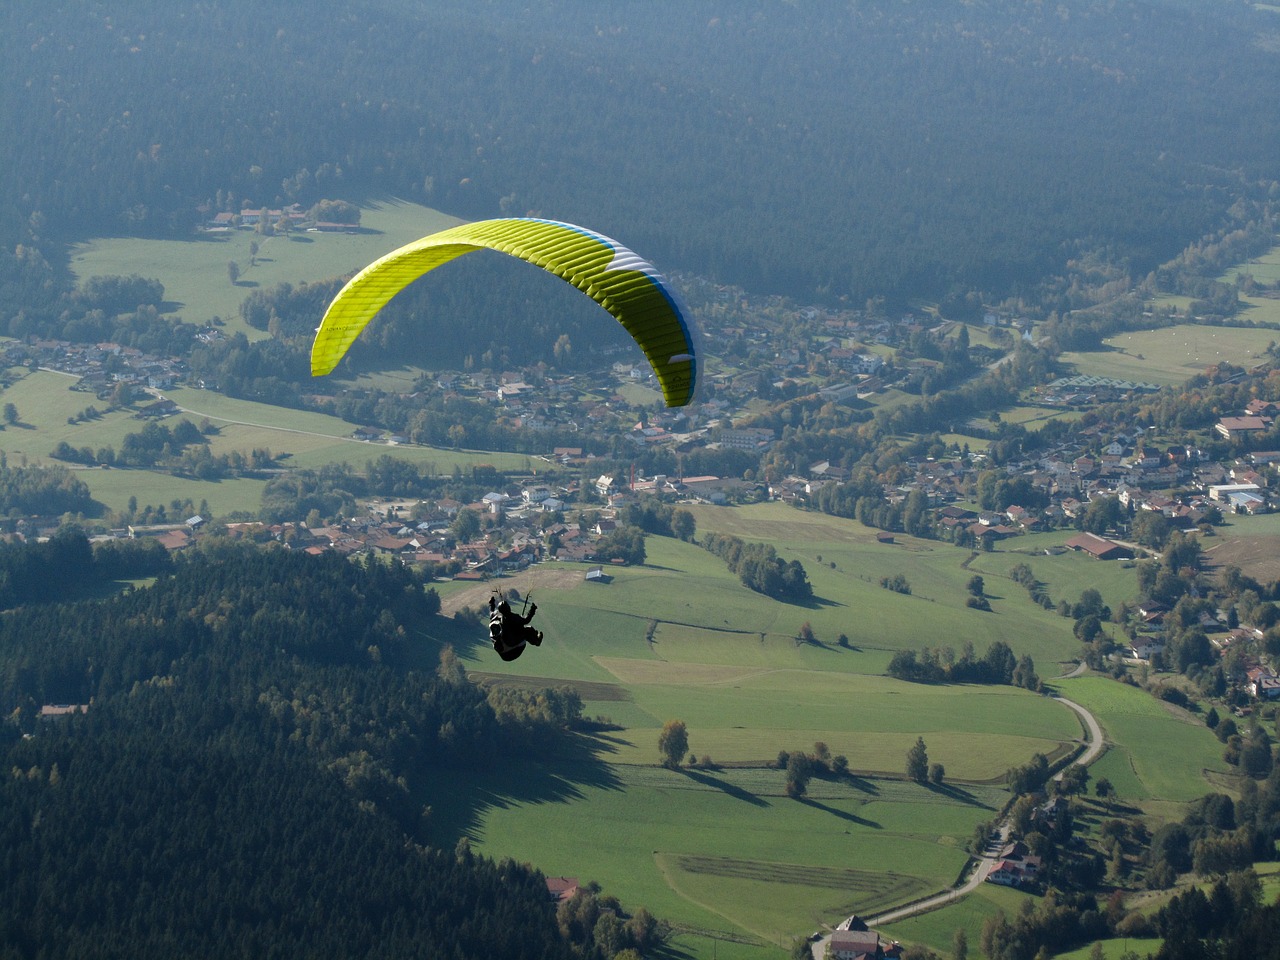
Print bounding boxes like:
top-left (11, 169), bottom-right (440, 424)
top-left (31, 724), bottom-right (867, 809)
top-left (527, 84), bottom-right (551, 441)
top-left (4, 0), bottom-right (1279, 312)
top-left (0, 540), bottom-right (582, 959)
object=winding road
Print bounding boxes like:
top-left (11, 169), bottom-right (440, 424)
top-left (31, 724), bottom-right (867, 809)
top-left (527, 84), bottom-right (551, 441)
top-left (811, 678), bottom-right (1105, 957)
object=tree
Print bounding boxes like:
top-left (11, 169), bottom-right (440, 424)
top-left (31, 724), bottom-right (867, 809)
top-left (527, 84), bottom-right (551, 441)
top-left (930, 762), bottom-right (946, 786)
top-left (966, 575), bottom-right (984, 597)
top-left (953, 928), bottom-right (968, 960)
top-left (671, 508), bottom-right (696, 542)
top-left (2, 403), bottom-right (17, 426)
top-left (227, 260), bottom-right (240, 285)
top-left (1095, 777), bottom-right (1115, 810)
top-left (450, 507), bottom-right (481, 543)
top-left (907, 737), bottom-right (929, 783)
top-left (785, 752), bottom-right (813, 798)
top-left (658, 719), bottom-right (689, 769)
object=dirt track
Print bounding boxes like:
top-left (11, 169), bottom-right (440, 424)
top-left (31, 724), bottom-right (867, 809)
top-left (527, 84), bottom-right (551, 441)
top-left (438, 566), bottom-right (587, 616)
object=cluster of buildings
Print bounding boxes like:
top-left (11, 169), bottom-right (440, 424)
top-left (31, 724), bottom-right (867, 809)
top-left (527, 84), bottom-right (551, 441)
top-left (2, 338), bottom-right (188, 394)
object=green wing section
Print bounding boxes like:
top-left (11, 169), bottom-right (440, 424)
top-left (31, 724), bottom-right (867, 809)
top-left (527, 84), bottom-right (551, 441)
top-left (311, 218), bottom-right (696, 407)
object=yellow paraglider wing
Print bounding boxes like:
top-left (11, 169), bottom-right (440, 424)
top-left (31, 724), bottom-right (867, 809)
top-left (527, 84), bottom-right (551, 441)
top-left (311, 218), bottom-right (696, 407)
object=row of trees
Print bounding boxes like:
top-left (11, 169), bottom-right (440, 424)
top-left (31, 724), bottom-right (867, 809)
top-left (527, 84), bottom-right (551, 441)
top-left (887, 640), bottom-right (1039, 691)
top-left (700, 532), bottom-right (812, 603)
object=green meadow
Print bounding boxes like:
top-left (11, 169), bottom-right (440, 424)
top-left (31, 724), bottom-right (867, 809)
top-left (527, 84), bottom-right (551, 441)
top-left (0, 369), bottom-right (528, 516)
top-left (1057, 323), bottom-right (1277, 386)
top-left (444, 759), bottom-right (1006, 953)
top-left (1053, 674), bottom-right (1231, 807)
top-left (428, 516), bottom-right (1127, 957)
top-left (879, 882), bottom-right (1035, 957)
top-left (69, 199), bottom-right (461, 340)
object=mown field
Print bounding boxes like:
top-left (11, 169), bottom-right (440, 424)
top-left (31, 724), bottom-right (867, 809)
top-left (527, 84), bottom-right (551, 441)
top-left (419, 515), bottom-right (1135, 957)
top-left (417, 502), bottom-right (1252, 958)
top-left (0, 368), bottom-right (530, 516)
top-left (68, 199), bottom-right (461, 340)
top-left (1057, 323), bottom-right (1278, 386)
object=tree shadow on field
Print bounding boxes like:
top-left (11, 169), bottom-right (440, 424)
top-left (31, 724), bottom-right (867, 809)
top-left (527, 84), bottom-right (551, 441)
top-left (792, 593), bottom-right (842, 611)
top-left (925, 781), bottom-right (996, 809)
top-left (423, 729), bottom-right (625, 845)
top-left (798, 796), bottom-right (881, 828)
top-left (839, 774), bottom-right (879, 795)
top-left (678, 769), bottom-right (770, 807)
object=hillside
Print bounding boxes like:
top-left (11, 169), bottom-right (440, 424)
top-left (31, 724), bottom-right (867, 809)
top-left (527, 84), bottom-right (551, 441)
top-left (4, 0), bottom-right (1279, 307)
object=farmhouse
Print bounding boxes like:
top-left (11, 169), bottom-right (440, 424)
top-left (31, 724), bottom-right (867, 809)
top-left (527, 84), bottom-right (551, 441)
top-left (826, 929), bottom-right (883, 960)
top-left (1064, 533), bottom-right (1133, 561)
top-left (545, 877), bottom-right (579, 903)
top-left (1215, 416), bottom-right (1270, 440)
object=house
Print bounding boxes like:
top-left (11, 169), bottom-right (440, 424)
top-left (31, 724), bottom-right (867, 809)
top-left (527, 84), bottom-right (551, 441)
top-left (827, 930), bottom-right (882, 960)
top-left (1130, 639), bottom-right (1165, 661)
top-left (1216, 416), bottom-right (1270, 440)
top-left (987, 861), bottom-right (1025, 887)
top-left (545, 877), bottom-right (579, 903)
top-left (40, 703), bottom-right (89, 719)
top-left (1249, 674), bottom-right (1280, 699)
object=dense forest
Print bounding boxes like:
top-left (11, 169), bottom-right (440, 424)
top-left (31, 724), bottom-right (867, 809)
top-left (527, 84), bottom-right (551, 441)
top-left (4, 0), bottom-right (1280, 329)
top-left (0, 540), bottom-right (639, 959)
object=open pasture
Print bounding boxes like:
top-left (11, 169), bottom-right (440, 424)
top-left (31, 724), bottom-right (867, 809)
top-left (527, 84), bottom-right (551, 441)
top-left (1225, 240), bottom-right (1280, 285)
top-left (993, 404), bottom-right (1084, 431)
top-left (165, 385), bottom-right (532, 473)
top-left (1052, 939), bottom-right (1164, 960)
top-left (682, 503), bottom-right (1086, 669)
top-left (432, 514), bottom-right (1092, 953)
top-left (966, 531), bottom-right (1142, 629)
top-left (586, 666), bottom-right (1082, 777)
top-left (1202, 513), bottom-right (1280, 584)
top-left (451, 760), bottom-right (1002, 948)
top-left (69, 199), bottom-right (461, 339)
top-left (1057, 323), bottom-right (1276, 386)
top-left (0, 369), bottom-right (528, 515)
top-left (880, 882), bottom-right (1034, 957)
top-left (1056, 674), bottom-right (1230, 804)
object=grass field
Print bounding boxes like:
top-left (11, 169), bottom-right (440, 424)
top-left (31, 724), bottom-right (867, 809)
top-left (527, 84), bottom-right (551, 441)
top-left (416, 504), bottom-right (1242, 957)
top-left (69, 199), bottom-right (461, 340)
top-left (1057, 323), bottom-right (1278, 386)
top-left (416, 516), bottom-right (1113, 958)
top-left (0, 369), bottom-right (529, 516)
top-left (1202, 512), bottom-right (1280, 584)
top-left (440, 759), bottom-right (1006, 950)
top-left (1054, 674), bottom-right (1231, 806)
top-left (879, 882), bottom-right (1035, 957)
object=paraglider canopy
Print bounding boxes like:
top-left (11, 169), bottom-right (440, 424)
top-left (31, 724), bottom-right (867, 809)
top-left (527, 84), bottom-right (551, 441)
top-left (311, 217), bottom-right (697, 407)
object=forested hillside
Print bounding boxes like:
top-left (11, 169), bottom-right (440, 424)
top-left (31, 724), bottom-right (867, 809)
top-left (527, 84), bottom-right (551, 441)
top-left (0, 540), bottom-right (591, 959)
top-left (5, 0), bottom-right (1279, 309)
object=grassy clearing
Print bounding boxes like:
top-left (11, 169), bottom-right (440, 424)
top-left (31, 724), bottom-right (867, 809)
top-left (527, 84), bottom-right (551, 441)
top-left (68, 199), bottom-right (461, 339)
top-left (996, 405), bottom-right (1085, 430)
top-left (0, 370), bottom-right (529, 515)
top-left (682, 503), bottom-right (1098, 669)
top-left (1202, 513), bottom-right (1280, 583)
top-left (1053, 939), bottom-right (1163, 960)
top-left (416, 517), bottom-right (1093, 955)
top-left (878, 882), bottom-right (1036, 956)
top-left (1056, 674), bottom-right (1231, 805)
top-left (449, 760), bottom-right (999, 947)
top-left (1057, 323), bottom-right (1277, 386)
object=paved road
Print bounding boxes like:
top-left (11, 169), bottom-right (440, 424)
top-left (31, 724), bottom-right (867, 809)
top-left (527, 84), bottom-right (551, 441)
top-left (810, 692), bottom-right (1106, 957)
top-left (1052, 694), bottom-right (1105, 771)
